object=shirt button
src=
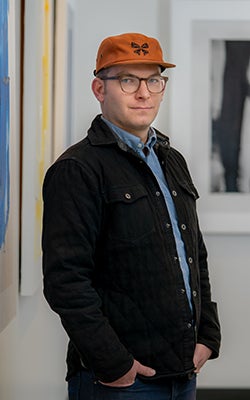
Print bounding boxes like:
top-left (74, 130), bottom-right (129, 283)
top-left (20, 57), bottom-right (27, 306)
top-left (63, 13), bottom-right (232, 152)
top-left (138, 143), bottom-right (143, 149)
top-left (124, 193), bottom-right (132, 200)
top-left (172, 190), bottom-right (177, 197)
top-left (156, 191), bottom-right (161, 197)
top-left (181, 224), bottom-right (187, 230)
top-left (188, 257), bottom-right (193, 264)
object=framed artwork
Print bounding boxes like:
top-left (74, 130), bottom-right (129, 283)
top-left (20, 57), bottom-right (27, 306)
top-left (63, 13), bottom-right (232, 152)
top-left (21, 0), bottom-right (54, 295)
top-left (169, 0), bottom-right (250, 233)
top-left (0, 0), bottom-right (18, 331)
top-left (53, 0), bottom-right (75, 159)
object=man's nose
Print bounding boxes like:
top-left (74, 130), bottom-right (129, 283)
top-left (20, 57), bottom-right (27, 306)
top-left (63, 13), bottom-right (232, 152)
top-left (135, 80), bottom-right (150, 98)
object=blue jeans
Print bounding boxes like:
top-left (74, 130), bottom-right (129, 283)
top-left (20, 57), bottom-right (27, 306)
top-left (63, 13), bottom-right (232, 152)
top-left (68, 369), bottom-right (196, 400)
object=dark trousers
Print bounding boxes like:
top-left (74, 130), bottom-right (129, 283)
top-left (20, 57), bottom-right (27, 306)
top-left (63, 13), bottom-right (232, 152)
top-left (68, 369), bottom-right (197, 400)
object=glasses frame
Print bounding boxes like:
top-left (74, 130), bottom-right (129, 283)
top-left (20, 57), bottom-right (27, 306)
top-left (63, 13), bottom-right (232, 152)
top-left (99, 74), bottom-right (169, 94)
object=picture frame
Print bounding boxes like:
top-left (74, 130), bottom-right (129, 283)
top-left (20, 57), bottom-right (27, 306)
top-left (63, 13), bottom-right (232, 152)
top-left (169, 0), bottom-right (250, 233)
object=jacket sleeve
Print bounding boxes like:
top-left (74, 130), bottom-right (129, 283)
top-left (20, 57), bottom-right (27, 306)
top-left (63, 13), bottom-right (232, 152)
top-left (196, 227), bottom-right (221, 359)
top-left (42, 158), bottom-right (134, 382)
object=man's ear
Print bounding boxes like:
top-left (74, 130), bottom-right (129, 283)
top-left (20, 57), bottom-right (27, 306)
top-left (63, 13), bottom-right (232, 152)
top-left (92, 78), bottom-right (105, 102)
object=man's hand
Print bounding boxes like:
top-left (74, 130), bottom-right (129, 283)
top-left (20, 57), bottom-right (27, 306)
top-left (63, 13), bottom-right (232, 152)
top-left (99, 359), bottom-right (156, 387)
top-left (193, 343), bottom-right (212, 374)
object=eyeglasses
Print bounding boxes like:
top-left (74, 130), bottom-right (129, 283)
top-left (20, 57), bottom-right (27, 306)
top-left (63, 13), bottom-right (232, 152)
top-left (99, 74), bottom-right (168, 94)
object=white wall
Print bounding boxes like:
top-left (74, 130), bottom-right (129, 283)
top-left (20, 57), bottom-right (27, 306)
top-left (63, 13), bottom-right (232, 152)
top-left (0, 291), bottom-right (68, 400)
top-left (72, 0), bottom-right (166, 143)
top-left (197, 234), bottom-right (250, 388)
top-left (0, 1), bottom-right (250, 399)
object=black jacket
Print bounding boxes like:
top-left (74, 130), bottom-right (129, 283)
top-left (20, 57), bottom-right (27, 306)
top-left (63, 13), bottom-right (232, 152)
top-left (42, 115), bottom-right (221, 382)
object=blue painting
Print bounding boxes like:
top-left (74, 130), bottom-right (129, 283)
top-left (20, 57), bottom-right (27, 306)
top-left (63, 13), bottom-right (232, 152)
top-left (0, 0), bottom-right (10, 249)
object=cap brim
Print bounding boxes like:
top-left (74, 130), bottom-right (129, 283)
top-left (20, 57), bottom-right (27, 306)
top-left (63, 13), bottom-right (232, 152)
top-left (94, 60), bottom-right (176, 75)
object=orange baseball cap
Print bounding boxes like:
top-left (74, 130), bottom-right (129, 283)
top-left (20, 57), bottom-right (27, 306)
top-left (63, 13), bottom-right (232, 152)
top-left (94, 32), bottom-right (176, 75)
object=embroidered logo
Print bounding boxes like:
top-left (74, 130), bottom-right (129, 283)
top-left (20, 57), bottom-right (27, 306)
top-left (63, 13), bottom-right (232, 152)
top-left (131, 42), bottom-right (149, 56)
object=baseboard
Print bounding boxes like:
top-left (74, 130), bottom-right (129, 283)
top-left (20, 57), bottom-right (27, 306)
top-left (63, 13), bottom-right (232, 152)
top-left (197, 389), bottom-right (250, 400)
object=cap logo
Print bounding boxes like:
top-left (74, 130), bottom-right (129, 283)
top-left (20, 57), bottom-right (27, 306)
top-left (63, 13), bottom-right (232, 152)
top-left (131, 41), bottom-right (149, 56)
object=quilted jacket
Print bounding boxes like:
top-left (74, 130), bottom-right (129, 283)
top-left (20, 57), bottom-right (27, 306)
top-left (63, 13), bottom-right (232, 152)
top-left (42, 115), bottom-right (221, 382)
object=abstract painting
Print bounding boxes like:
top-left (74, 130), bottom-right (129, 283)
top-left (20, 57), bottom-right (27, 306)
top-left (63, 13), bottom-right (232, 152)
top-left (0, 0), bottom-right (18, 332)
top-left (0, 0), bottom-right (10, 251)
top-left (21, 0), bottom-right (54, 294)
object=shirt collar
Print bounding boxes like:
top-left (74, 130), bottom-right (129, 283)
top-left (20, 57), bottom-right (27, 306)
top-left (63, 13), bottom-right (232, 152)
top-left (101, 116), bottom-right (157, 154)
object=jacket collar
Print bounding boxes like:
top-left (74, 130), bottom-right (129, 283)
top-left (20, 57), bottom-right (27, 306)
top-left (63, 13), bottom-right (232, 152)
top-left (88, 115), bottom-right (118, 146)
top-left (88, 114), bottom-right (170, 151)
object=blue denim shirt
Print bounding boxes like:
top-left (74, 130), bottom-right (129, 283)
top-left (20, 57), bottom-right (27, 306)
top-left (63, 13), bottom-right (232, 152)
top-left (102, 117), bottom-right (192, 311)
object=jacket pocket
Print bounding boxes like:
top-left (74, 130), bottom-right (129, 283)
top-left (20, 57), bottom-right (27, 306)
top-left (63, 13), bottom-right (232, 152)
top-left (178, 181), bottom-right (199, 200)
top-left (104, 184), bottom-right (154, 242)
top-left (173, 180), bottom-right (200, 240)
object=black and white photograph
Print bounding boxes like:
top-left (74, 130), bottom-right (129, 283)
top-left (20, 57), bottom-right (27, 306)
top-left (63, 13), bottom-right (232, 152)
top-left (210, 40), bottom-right (250, 193)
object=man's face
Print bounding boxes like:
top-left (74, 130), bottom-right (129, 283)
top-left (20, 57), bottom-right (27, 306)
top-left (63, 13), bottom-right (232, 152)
top-left (92, 64), bottom-right (166, 142)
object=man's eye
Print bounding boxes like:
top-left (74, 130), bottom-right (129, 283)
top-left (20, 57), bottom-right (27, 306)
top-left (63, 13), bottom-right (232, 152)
top-left (121, 77), bottom-right (136, 84)
top-left (148, 78), bottom-right (160, 84)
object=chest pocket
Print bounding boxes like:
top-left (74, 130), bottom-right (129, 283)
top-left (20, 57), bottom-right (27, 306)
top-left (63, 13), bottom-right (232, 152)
top-left (178, 181), bottom-right (199, 200)
top-left (175, 180), bottom-right (199, 227)
top-left (104, 184), bottom-right (155, 242)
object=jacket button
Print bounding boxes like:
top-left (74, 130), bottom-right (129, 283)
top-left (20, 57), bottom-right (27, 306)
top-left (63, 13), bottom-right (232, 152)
top-left (119, 142), bottom-right (127, 151)
top-left (193, 290), bottom-right (197, 297)
top-left (166, 222), bottom-right (171, 228)
top-left (187, 323), bottom-right (192, 329)
top-left (172, 190), bottom-right (177, 196)
top-left (188, 257), bottom-right (193, 264)
top-left (181, 288), bottom-right (186, 294)
top-left (156, 191), bottom-right (161, 197)
top-left (181, 224), bottom-right (186, 230)
top-left (124, 193), bottom-right (131, 199)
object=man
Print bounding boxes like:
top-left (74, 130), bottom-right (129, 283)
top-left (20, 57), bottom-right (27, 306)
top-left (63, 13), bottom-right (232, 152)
top-left (42, 33), bottom-right (221, 400)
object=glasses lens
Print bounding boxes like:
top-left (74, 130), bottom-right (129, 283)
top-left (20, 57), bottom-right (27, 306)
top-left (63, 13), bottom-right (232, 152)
top-left (147, 77), bottom-right (166, 93)
top-left (120, 77), bottom-right (140, 93)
